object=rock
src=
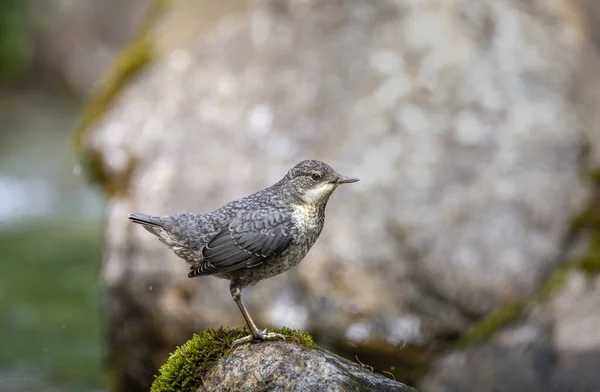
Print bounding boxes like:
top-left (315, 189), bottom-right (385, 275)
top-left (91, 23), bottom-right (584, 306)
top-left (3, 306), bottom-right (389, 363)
top-left (421, 270), bottom-right (600, 392)
top-left (151, 327), bottom-right (416, 392)
top-left (550, 272), bottom-right (600, 392)
top-left (79, 0), bottom-right (600, 391)
top-left (420, 307), bottom-right (557, 392)
top-left (204, 344), bottom-right (413, 392)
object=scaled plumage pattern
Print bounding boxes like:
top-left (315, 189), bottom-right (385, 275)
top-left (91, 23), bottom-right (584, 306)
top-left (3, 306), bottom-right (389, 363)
top-left (129, 160), bottom-right (358, 347)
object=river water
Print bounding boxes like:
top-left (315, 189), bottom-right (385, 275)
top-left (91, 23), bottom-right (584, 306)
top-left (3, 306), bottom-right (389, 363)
top-left (0, 89), bottom-right (104, 225)
top-left (0, 88), bottom-right (106, 392)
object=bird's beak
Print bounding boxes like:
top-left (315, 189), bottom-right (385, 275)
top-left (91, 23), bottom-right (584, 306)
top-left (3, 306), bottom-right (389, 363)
top-left (336, 176), bottom-right (360, 184)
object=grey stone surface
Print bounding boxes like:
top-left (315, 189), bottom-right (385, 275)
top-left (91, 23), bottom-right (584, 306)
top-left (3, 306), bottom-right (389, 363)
top-left (202, 342), bottom-right (416, 392)
top-left (81, 0), bottom-right (600, 391)
top-left (421, 272), bottom-right (600, 392)
top-left (420, 308), bottom-right (557, 392)
top-left (550, 272), bottom-right (600, 392)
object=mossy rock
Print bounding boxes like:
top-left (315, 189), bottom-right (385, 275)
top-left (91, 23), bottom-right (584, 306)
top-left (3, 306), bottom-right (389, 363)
top-left (151, 327), bottom-right (318, 392)
top-left (151, 326), bottom-right (416, 392)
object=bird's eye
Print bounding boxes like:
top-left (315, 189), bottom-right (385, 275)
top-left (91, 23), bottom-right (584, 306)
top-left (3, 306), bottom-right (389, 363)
top-left (311, 173), bottom-right (322, 181)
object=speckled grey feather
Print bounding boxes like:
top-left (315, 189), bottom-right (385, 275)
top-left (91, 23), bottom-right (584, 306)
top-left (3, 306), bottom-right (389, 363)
top-left (128, 160), bottom-right (358, 288)
top-left (129, 160), bottom-right (358, 346)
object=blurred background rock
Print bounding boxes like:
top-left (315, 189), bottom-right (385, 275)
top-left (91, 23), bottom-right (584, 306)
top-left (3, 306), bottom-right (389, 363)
top-left (3, 0), bottom-right (600, 391)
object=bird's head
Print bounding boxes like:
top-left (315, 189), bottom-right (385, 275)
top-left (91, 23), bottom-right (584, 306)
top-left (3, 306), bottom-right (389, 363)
top-left (280, 160), bottom-right (359, 206)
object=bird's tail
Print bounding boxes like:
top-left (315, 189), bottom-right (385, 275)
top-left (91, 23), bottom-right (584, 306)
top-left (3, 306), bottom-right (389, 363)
top-left (128, 213), bottom-right (164, 228)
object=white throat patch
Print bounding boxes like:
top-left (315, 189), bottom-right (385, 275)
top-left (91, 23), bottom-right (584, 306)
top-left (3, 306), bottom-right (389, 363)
top-left (302, 182), bottom-right (336, 204)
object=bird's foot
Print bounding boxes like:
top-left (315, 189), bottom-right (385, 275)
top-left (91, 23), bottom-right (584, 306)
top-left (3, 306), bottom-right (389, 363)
top-left (231, 329), bottom-right (286, 348)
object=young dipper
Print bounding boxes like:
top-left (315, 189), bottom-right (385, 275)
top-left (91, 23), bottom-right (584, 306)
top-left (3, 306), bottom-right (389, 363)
top-left (128, 160), bottom-right (359, 347)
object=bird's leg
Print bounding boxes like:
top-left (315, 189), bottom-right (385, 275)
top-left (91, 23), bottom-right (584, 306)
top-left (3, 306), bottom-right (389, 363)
top-left (229, 283), bottom-right (285, 348)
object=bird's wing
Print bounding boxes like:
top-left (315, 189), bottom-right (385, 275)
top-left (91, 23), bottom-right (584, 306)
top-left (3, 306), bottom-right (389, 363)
top-left (188, 208), bottom-right (293, 277)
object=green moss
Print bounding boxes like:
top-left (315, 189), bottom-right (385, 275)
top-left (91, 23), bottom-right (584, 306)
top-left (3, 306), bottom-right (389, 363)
top-left (572, 208), bottom-right (600, 274)
top-left (577, 234), bottom-right (600, 273)
top-left (567, 170), bottom-right (600, 274)
top-left (151, 327), bottom-right (319, 392)
top-left (454, 263), bottom-right (577, 349)
top-left (134, 0), bottom-right (174, 39)
top-left (80, 148), bottom-right (139, 197)
top-left (73, 0), bottom-right (174, 150)
top-left (73, 35), bottom-right (153, 150)
top-left (72, 33), bottom-right (150, 194)
top-left (454, 301), bottom-right (525, 349)
top-left (72, 0), bottom-right (174, 192)
top-left (454, 227), bottom-right (594, 349)
top-left (589, 169), bottom-right (600, 186)
top-left (534, 263), bottom-right (575, 302)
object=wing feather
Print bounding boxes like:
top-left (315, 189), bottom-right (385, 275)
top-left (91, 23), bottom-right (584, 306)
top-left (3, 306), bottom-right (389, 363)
top-left (188, 209), bottom-right (292, 277)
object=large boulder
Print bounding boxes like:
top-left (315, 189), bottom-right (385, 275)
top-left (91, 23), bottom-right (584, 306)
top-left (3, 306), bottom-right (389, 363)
top-left (79, 0), bottom-right (600, 391)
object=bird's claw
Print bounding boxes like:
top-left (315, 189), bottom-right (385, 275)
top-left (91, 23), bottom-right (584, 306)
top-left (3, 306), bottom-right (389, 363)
top-left (231, 334), bottom-right (253, 348)
top-left (231, 330), bottom-right (286, 348)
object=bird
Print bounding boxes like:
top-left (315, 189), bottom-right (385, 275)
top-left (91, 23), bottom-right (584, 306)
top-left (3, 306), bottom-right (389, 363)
top-left (128, 160), bottom-right (359, 347)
